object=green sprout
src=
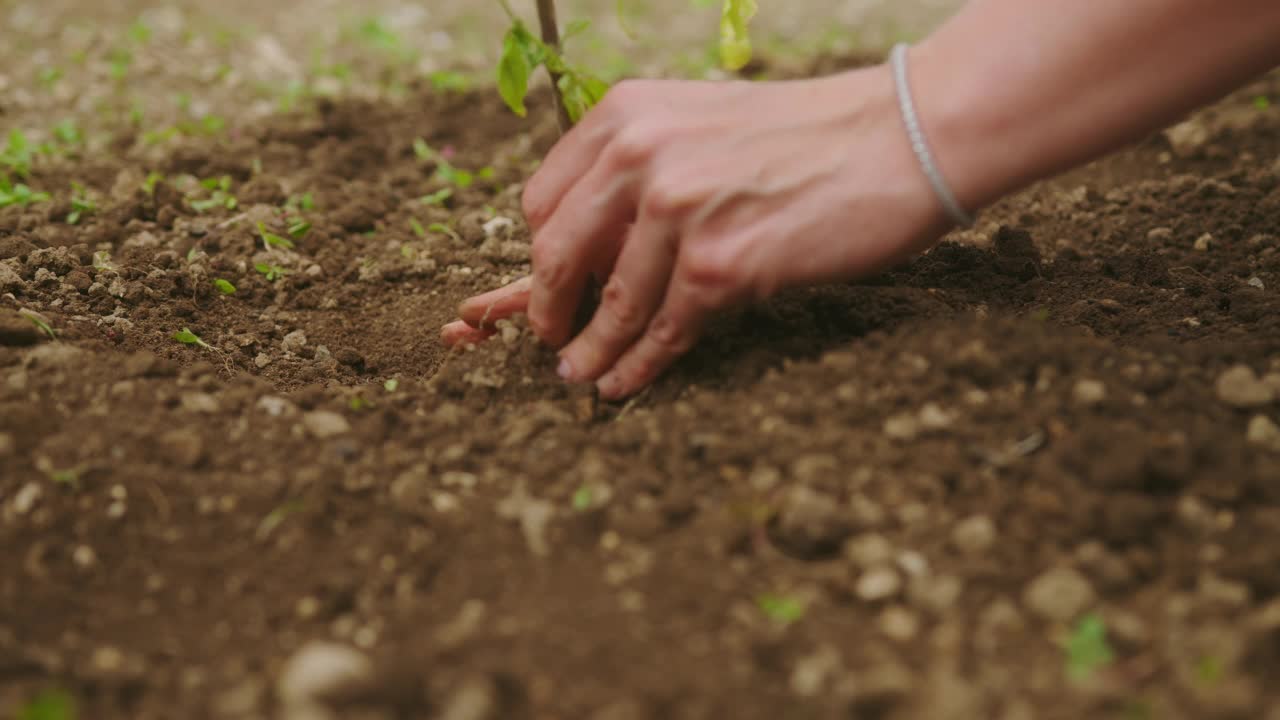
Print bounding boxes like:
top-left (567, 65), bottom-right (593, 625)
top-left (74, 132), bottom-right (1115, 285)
top-left (173, 327), bottom-right (211, 349)
top-left (414, 138), bottom-right (475, 188)
top-left (1, 130), bottom-right (35, 178)
top-left (107, 47), bottom-right (133, 81)
top-left (384, 378), bottom-right (399, 392)
top-left (286, 218), bottom-right (311, 239)
top-left (429, 222), bottom-right (462, 242)
top-left (20, 311), bottom-right (57, 340)
top-left (254, 263), bottom-right (289, 282)
top-left (756, 593), bottom-right (805, 625)
top-left (287, 192), bottom-right (316, 211)
top-left (571, 485), bottom-right (594, 511)
top-left (128, 19), bottom-right (152, 44)
top-left (53, 119), bottom-right (83, 147)
top-left (38, 67), bottom-right (63, 89)
top-left (0, 176), bottom-right (51, 208)
top-left (256, 499), bottom-right (304, 540)
top-left (50, 469), bottom-right (80, 488)
top-left (141, 171), bottom-right (164, 196)
top-left (718, 0), bottom-right (758, 70)
top-left (1254, 95), bottom-right (1271, 110)
top-left (409, 218), bottom-right (427, 238)
top-left (16, 688), bottom-right (76, 720)
top-left (66, 182), bottom-right (96, 225)
top-left (420, 188), bottom-right (453, 206)
top-left (430, 70), bottom-right (470, 92)
top-left (92, 251), bottom-right (114, 271)
top-left (1195, 655), bottom-right (1224, 686)
top-left (1065, 613), bottom-right (1114, 681)
top-left (257, 222), bottom-right (295, 250)
top-left (213, 279), bottom-right (237, 295)
top-left (190, 176), bottom-right (237, 213)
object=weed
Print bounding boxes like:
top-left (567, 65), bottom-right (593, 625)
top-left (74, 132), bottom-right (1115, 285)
top-left (92, 251), bottom-right (114, 271)
top-left (66, 182), bottom-right (96, 225)
top-left (420, 188), bottom-right (453, 206)
top-left (20, 310), bottom-right (57, 340)
top-left (756, 593), bottom-right (805, 625)
top-left (0, 176), bottom-right (51, 208)
top-left (571, 485), bottom-right (593, 511)
top-left (1065, 613), bottom-right (1114, 681)
top-left (430, 70), bottom-right (470, 92)
top-left (190, 176), bottom-right (237, 213)
top-left (173, 328), bottom-right (212, 349)
top-left (213, 279), bottom-right (237, 295)
top-left (16, 688), bottom-right (76, 720)
top-left (128, 19), bottom-right (152, 44)
top-left (141, 172), bottom-right (164, 196)
top-left (258, 222), bottom-right (295, 250)
top-left (53, 119), bottom-right (83, 147)
top-left (256, 499), bottom-right (304, 540)
top-left (429, 222), bottom-right (462, 242)
top-left (107, 47), bottom-right (133, 81)
top-left (286, 218), bottom-right (312, 239)
top-left (286, 192), bottom-right (316, 211)
top-left (2, 130), bottom-right (35, 178)
top-left (254, 263), bottom-right (289, 282)
top-left (414, 138), bottom-right (475, 188)
top-left (409, 218), bottom-right (427, 238)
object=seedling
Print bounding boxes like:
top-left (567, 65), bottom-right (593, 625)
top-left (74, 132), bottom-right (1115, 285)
top-left (1, 130), bottom-right (35, 178)
top-left (257, 222), bottom-right (295, 250)
top-left (16, 688), bottom-right (76, 720)
top-left (286, 192), bottom-right (317, 211)
top-left (20, 310), bottom-right (57, 340)
top-left (420, 188), bottom-right (453, 206)
top-left (53, 119), bottom-right (83, 147)
top-left (256, 498), bottom-right (304, 540)
top-left (756, 593), bottom-right (805, 625)
top-left (1195, 655), bottom-right (1224, 686)
top-left (429, 222), bottom-right (462, 243)
top-left (430, 70), bottom-right (470, 92)
top-left (409, 218), bottom-right (427, 238)
top-left (92, 251), bottom-right (114, 271)
top-left (414, 138), bottom-right (475, 188)
top-left (107, 47), bottom-right (133, 81)
top-left (1065, 613), bottom-right (1114, 681)
top-left (66, 182), bottom-right (96, 225)
top-left (50, 468), bottom-right (80, 488)
top-left (254, 263), bottom-right (289, 282)
top-left (190, 176), bottom-right (237, 213)
top-left (1255, 95), bottom-right (1271, 110)
top-left (384, 378), bottom-right (399, 392)
top-left (213, 279), bottom-right (237, 295)
top-left (286, 218), bottom-right (312, 239)
top-left (0, 176), bottom-right (51, 208)
top-left (141, 172), bottom-right (164, 196)
top-left (571, 485), bottom-right (593, 511)
top-left (173, 327), bottom-right (212, 349)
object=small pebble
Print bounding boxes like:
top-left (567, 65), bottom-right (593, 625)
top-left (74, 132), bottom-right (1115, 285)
top-left (276, 641), bottom-right (372, 706)
top-left (11, 482), bottom-right (41, 514)
top-left (302, 411), bottom-right (351, 439)
top-left (1146, 227), bottom-right (1174, 242)
top-left (844, 533), bottom-right (894, 569)
top-left (951, 515), bottom-right (997, 555)
top-left (180, 392), bottom-right (220, 414)
top-left (877, 606), bottom-right (920, 641)
top-left (281, 330), bottom-right (308, 354)
top-left (1216, 365), bottom-right (1275, 408)
top-left (73, 545), bottom-right (97, 568)
top-left (1071, 379), bottom-right (1107, 407)
top-left (1247, 415), bottom-right (1280, 451)
top-left (1248, 276), bottom-right (1266, 290)
top-left (856, 566), bottom-right (903, 602)
top-left (1023, 566), bottom-right (1095, 622)
top-left (1193, 233), bottom-right (1214, 251)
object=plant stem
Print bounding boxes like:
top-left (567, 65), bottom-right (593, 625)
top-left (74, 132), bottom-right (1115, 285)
top-left (534, 0), bottom-right (573, 133)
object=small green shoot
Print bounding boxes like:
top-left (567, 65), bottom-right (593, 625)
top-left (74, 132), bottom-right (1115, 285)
top-left (190, 176), bottom-right (237, 213)
top-left (719, 0), bottom-right (758, 70)
top-left (254, 263), bottom-right (289, 282)
top-left (50, 469), bottom-right (80, 489)
top-left (107, 47), bottom-right (133, 81)
top-left (38, 67), bottom-right (63, 89)
top-left (1195, 655), bottom-right (1224, 686)
top-left (409, 218), bottom-right (427, 238)
top-left (141, 171), bottom-right (164, 196)
top-left (413, 139), bottom-right (476, 188)
top-left (756, 593), bottom-right (805, 625)
top-left (92, 251), bottom-right (114, 271)
top-left (66, 182), bottom-right (96, 225)
top-left (1254, 95), bottom-right (1271, 111)
top-left (213, 279), bottom-right (237, 295)
top-left (53, 119), bottom-right (83, 147)
top-left (2, 130), bottom-right (35, 178)
top-left (257, 222), bottom-right (295, 250)
top-left (349, 395), bottom-right (372, 411)
top-left (429, 222), bottom-right (462, 242)
top-left (0, 176), bottom-right (51, 208)
top-left (1065, 613), bottom-right (1114, 681)
top-left (384, 378), bottom-right (399, 392)
top-left (430, 70), bottom-right (470, 92)
top-left (173, 327), bottom-right (211, 349)
top-left (286, 218), bottom-right (312, 239)
top-left (287, 192), bottom-right (316, 211)
top-left (16, 688), bottom-right (76, 720)
top-left (420, 188), bottom-right (453, 206)
top-left (256, 499), bottom-right (304, 540)
top-left (128, 19), bottom-right (153, 44)
top-left (571, 485), bottom-right (593, 511)
top-left (20, 311), bottom-right (57, 340)
top-left (1030, 307), bottom-right (1051, 323)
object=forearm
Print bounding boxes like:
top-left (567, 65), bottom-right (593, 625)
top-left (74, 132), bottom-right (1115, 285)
top-left (911, 0), bottom-right (1280, 211)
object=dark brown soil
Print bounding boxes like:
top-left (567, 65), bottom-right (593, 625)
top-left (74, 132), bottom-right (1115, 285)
top-left (3, 62), bottom-right (1280, 720)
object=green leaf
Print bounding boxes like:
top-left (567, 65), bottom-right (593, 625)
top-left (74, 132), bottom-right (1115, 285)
top-left (20, 310), bottom-right (56, 339)
top-left (257, 222), bottom-right (295, 250)
top-left (409, 218), bottom-right (427, 238)
top-left (1066, 613), bottom-right (1114, 681)
top-left (421, 188), bottom-right (453, 206)
top-left (213, 279), bottom-right (237, 295)
top-left (719, 0), bottom-right (758, 71)
top-left (384, 378), bottom-right (399, 392)
top-left (413, 137), bottom-right (433, 161)
top-left (287, 219), bottom-right (312, 238)
top-left (563, 19), bottom-right (592, 42)
top-left (756, 593), bottom-right (805, 624)
top-left (497, 24), bottom-right (541, 117)
top-left (572, 485), bottom-right (594, 511)
top-left (17, 688), bottom-right (75, 720)
top-left (173, 327), bottom-right (210, 348)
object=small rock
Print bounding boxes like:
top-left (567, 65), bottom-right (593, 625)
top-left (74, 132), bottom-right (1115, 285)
top-left (482, 216), bottom-right (516, 240)
top-left (844, 534), bottom-right (894, 569)
top-left (277, 641), bottom-right (372, 706)
top-left (11, 482), bottom-right (40, 514)
top-left (180, 392), bottom-right (220, 414)
top-left (1198, 572), bottom-right (1251, 608)
top-left (877, 606), bottom-right (919, 641)
top-left (255, 352), bottom-right (273, 369)
top-left (789, 645), bottom-right (842, 698)
top-left (72, 544), bottom-right (97, 568)
top-left (257, 395), bottom-right (295, 417)
top-left (1194, 233), bottom-right (1214, 252)
top-left (1216, 365), bottom-right (1275, 408)
top-left (951, 515), bottom-right (997, 555)
top-left (91, 646), bottom-right (126, 673)
top-left (439, 674), bottom-right (501, 720)
top-left (771, 486), bottom-right (852, 558)
top-left (1146, 227), bottom-right (1174, 242)
top-left (159, 429), bottom-right (205, 468)
top-left (1247, 415), bottom-right (1280, 451)
top-left (302, 411), bottom-right (351, 439)
top-left (1072, 379), bottom-right (1107, 407)
top-left (856, 566), bottom-right (903, 602)
top-left (918, 403), bottom-right (953, 431)
top-left (281, 330), bottom-right (308, 354)
top-left (1163, 120), bottom-right (1209, 157)
top-left (334, 348), bottom-right (364, 369)
top-left (883, 412), bottom-right (919, 440)
top-left (0, 261), bottom-right (24, 293)
top-left (1023, 566), bottom-right (1095, 622)
top-left (1248, 276), bottom-right (1266, 290)
top-left (497, 481), bottom-right (555, 556)
top-left (0, 432), bottom-right (13, 458)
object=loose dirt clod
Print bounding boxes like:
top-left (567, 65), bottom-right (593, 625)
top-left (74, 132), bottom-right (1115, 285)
top-left (1023, 567), bottom-right (1096, 622)
top-left (1216, 365), bottom-right (1276, 408)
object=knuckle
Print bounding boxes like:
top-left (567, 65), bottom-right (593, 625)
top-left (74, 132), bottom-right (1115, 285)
top-left (647, 312), bottom-right (690, 353)
top-left (521, 184), bottom-right (549, 227)
top-left (607, 123), bottom-right (664, 169)
top-left (599, 276), bottom-right (643, 331)
top-left (641, 184), bottom-right (686, 219)
top-left (680, 244), bottom-right (735, 288)
top-left (531, 243), bottom-right (568, 289)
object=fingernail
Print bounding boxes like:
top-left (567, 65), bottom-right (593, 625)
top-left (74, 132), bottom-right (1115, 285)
top-left (557, 357), bottom-right (575, 381)
top-left (597, 373), bottom-right (622, 400)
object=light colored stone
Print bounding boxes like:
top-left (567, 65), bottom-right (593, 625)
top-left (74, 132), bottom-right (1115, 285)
top-left (1146, 227), bottom-right (1174, 242)
top-left (844, 533), bottom-right (893, 569)
top-left (1023, 566), bottom-right (1095, 622)
top-left (11, 482), bottom-right (40, 514)
top-left (883, 412), bottom-right (919, 440)
top-left (1194, 233), bottom-right (1214, 252)
top-left (1247, 415), bottom-right (1280, 451)
top-left (918, 403), bottom-right (954, 431)
top-left (440, 675), bottom-right (501, 720)
top-left (257, 395), bottom-right (294, 417)
top-left (1248, 276), bottom-right (1266, 290)
top-left (255, 352), bottom-right (273, 368)
top-left (1216, 365), bottom-right (1275, 408)
top-left (1072, 379), bottom-right (1107, 407)
top-left (856, 566), bottom-right (903, 602)
top-left (952, 515), bottom-right (997, 555)
top-left (277, 641), bottom-right (372, 706)
top-left (877, 606), bottom-right (920, 642)
top-left (302, 411), bottom-right (351, 439)
top-left (0, 431), bottom-right (13, 458)
top-left (281, 330), bottom-right (308, 354)
top-left (180, 392), bottom-right (220, 413)
top-left (73, 544), bottom-right (97, 568)
top-left (0, 261), bottom-right (24, 293)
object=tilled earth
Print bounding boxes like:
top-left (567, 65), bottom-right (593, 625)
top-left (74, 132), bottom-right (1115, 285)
top-left (3, 46), bottom-right (1280, 720)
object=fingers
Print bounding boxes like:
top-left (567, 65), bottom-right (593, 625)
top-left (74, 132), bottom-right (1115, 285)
top-left (556, 211), bottom-right (676, 382)
top-left (440, 320), bottom-right (496, 347)
top-left (526, 160), bottom-right (639, 348)
top-left (594, 262), bottom-right (729, 401)
top-left (457, 276), bottom-right (533, 329)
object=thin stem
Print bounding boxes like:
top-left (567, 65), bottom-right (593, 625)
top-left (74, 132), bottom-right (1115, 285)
top-left (534, 0), bottom-right (573, 133)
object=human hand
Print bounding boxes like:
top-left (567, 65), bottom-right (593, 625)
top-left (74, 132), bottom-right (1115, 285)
top-left (441, 65), bottom-right (952, 399)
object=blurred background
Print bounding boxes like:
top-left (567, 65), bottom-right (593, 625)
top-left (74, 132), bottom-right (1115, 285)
top-left (1, 0), bottom-right (960, 144)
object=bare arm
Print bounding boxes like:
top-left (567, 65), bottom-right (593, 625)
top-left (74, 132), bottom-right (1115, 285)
top-left (915, 0), bottom-right (1280, 210)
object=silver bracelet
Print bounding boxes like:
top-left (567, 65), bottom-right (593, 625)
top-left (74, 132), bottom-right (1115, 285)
top-left (889, 43), bottom-right (976, 229)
